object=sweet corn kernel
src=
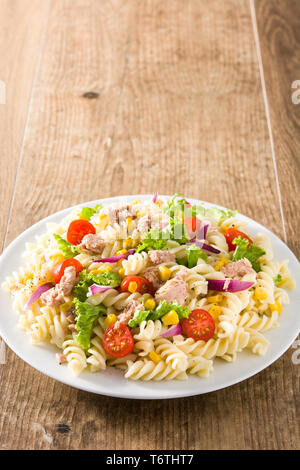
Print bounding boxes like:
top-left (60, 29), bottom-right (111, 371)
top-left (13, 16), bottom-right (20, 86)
top-left (99, 214), bottom-right (109, 229)
top-left (149, 351), bottom-right (162, 364)
top-left (136, 211), bottom-right (146, 218)
top-left (155, 200), bottom-right (163, 206)
top-left (255, 287), bottom-right (268, 301)
top-left (116, 249), bottom-right (127, 255)
top-left (269, 301), bottom-right (282, 315)
top-left (214, 256), bottom-right (229, 271)
top-left (133, 199), bottom-right (141, 205)
top-left (220, 224), bottom-right (229, 233)
top-left (207, 294), bottom-right (223, 303)
top-left (104, 313), bottom-right (117, 328)
top-left (91, 265), bottom-right (112, 274)
top-left (144, 298), bottom-right (156, 310)
top-left (158, 265), bottom-right (171, 282)
top-left (50, 253), bottom-right (65, 265)
top-left (161, 310), bottom-right (179, 326)
top-left (209, 305), bottom-right (222, 320)
top-left (60, 301), bottom-right (73, 313)
top-left (119, 268), bottom-right (125, 277)
top-left (128, 281), bottom-right (138, 293)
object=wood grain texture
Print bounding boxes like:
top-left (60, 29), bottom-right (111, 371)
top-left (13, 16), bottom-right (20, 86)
top-left (255, 0), bottom-right (300, 259)
top-left (0, 0), bottom-right (299, 450)
top-left (0, 0), bottom-right (49, 248)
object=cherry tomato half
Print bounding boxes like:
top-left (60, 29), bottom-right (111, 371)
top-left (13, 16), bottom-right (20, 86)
top-left (67, 219), bottom-right (96, 245)
top-left (224, 228), bottom-right (253, 252)
top-left (183, 216), bottom-right (202, 239)
top-left (120, 275), bottom-right (154, 295)
top-left (182, 309), bottom-right (215, 342)
top-left (103, 323), bottom-right (134, 358)
top-left (53, 258), bottom-right (83, 284)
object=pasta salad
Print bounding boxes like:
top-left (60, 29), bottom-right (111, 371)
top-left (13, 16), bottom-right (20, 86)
top-left (2, 194), bottom-right (295, 381)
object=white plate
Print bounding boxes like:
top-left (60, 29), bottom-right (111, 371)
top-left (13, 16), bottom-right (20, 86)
top-left (0, 195), bottom-right (299, 399)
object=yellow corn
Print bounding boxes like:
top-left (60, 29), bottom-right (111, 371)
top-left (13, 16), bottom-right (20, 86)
top-left (133, 199), bottom-right (141, 205)
top-left (220, 224), bottom-right (229, 233)
top-left (269, 301), bottom-right (282, 315)
top-left (255, 287), bottom-right (268, 301)
top-left (155, 200), bottom-right (163, 207)
top-left (161, 310), bottom-right (179, 326)
top-left (116, 249), bottom-right (127, 255)
top-left (118, 268), bottom-right (125, 277)
top-left (149, 351), bottom-right (162, 364)
top-left (214, 256), bottom-right (229, 271)
top-left (104, 313), bottom-right (117, 328)
top-left (158, 265), bottom-right (171, 282)
top-left (99, 214), bottom-right (109, 229)
top-left (136, 211), bottom-right (146, 218)
top-left (125, 237), bottom-right (138, 249)
top-left (60, 301), bottom-right (73, 313)
top-left (50, 253), bottom-right (65, 265)
top-left (91, 265), bottom-right (112, 274)
top-left (144, 298), bottom-right (156, 311)
top-left (209, 305), bottom-right (222, 320)
top-left (128, 281), bottom-right (138, 293)
top-left (207, 294), bottom-right (223, 303)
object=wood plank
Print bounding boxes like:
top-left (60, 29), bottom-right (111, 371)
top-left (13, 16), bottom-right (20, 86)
top-left (254, 0), bottom-right (300, 259)
top-left (0, 0), bottom-right (49, 249)
top-left (0, 0), bottom-right (298, 450)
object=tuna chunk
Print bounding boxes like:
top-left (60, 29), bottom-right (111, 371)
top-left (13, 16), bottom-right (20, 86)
top-left (41, 266), bottom-right (78, 307)
top-left (155, 276), bottom-right (188, 306)
top-left (148, 250), bottom-right (176, 265)
top-left (142, 266), bottom-right (162, 290)
top-left (107, 204), bottom-right (137, 224)
top-left (221, 258), bottom-right (256, 279)
top-left (40, 287), bottom-right (65, 307)
top-left (58, 266), bottom-right (77, 296)
top-left (79, 234), bottom-right (106, 255)
top-left (115, 300), bottom-right (144, 328)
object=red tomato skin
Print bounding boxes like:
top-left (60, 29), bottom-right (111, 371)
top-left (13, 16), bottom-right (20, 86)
top-left (224, 228), bottom-right (253, 251)
top-left (67, 219), bottom-right (96, 245)
top-left (183, 216), bottom-right (202, 239)
top-left (53, 259), bottom-right (83, 284)
top-left (120, 276), bottom-right (154, 295)
top-left (103, 323), bottom-right (134, 358)
top-left (182, 309), bottom-right (215, 342)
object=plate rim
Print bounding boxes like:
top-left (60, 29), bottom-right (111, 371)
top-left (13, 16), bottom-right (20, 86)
top-left (0, 194), bottom-right (299, 400)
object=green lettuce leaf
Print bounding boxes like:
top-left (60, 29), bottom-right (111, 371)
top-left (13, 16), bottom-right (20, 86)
top-left (73, 298), bottom-right (106, 350)
top-left (73, 270), bottom-right (122, 301)
top-left (53, 234), bottom-right (81, 258)
top-left (186, 245), bottom-right (208, 268)
top-left (78, 204), bottom-right (102, 221)
top-left (232, 236), bottom-right (265, 272)
top-left (136, 227), bottom-right (169, 252)
top-left (128, 300), bottom-right (190, 328)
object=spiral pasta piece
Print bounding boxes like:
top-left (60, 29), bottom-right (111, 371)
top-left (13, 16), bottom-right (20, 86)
top-left (125, 359), bottom-right (188, 381)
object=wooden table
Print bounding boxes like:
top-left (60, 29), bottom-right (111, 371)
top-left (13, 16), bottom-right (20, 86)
top-left (0, 0), bottom-right (299, 450)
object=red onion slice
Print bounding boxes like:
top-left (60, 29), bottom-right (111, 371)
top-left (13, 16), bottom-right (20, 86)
top-left (24, 283), bottom-right (54, 310)
top-left (160, 323), bottom-right (183, 337)
top-left (207, 279), bottom-right (254, 292)
top-left (152, 192), bottom-right (158, 203)
top-left (94, 249), bottom-right (135, 263)
top-left (187, 240), bottom-right (220, 254)
top-left (89, 284), bottom-right (114, 295)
